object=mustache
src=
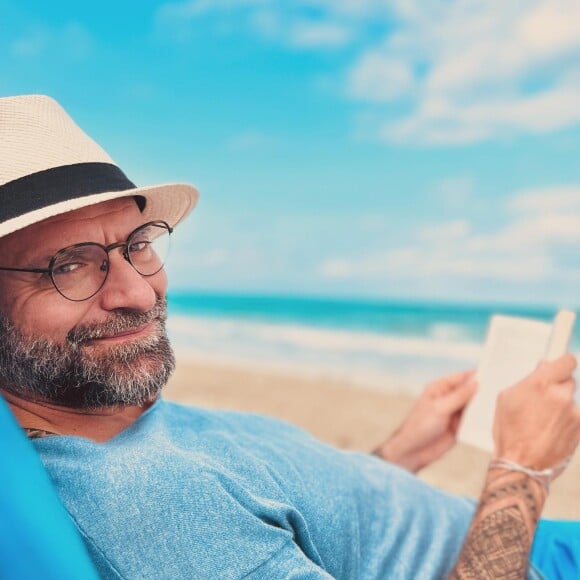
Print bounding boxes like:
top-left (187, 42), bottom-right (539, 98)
top-left (66, 298), bottom-right (167, 346)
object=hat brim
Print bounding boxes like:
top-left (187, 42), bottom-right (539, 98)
top-left (0, 182), bottom-right (199, 239)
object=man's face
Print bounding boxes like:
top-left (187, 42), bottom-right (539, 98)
top-left (0, 198), bottom-right (175, 409)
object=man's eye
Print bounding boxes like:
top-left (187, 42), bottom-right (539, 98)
top-left (52, 262), bottom-right (84, 276)
top-left (129, 241), bottom-right (150, 253)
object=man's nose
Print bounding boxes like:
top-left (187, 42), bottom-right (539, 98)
top-left (96, 250), bottom-right (159, 312)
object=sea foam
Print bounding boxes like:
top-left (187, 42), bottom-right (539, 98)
top-left (167, 315), bottom-right (483, 394)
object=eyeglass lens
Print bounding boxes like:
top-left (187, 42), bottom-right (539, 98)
top-left (50, 222), bottom-right (171, 301)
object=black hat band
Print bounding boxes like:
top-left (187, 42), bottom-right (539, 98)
top-left (0, 162), bottom-right (137, 222)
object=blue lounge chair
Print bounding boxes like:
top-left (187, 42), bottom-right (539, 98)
top-left (0, 395), bottom-right (98, 580)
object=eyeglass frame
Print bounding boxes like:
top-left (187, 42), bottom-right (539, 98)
top-left (0, 220), bottom-right (173, 302)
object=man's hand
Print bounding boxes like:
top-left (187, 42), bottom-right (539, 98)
top-left (375, 370), bottom-right (477, 473)
top-left (450, 354), bottom-right (580, 579)
top-left (493, 353), bottom-right (580, 471)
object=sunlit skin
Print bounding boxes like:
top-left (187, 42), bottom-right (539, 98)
top-left (0, 198), bottom-right (168, 441)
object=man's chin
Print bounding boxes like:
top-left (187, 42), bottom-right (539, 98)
top-left (2, 335), bottom-right (175, 410)
top-left (0, 299), bottom-right (174, 410)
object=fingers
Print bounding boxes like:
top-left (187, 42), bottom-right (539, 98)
top-left (427, 369), bottom-right (476, 395)
top-left (445, 369), bottom-right (476, 385)
top-left (495, 353), bottom-right (580, 472)
top-left (450, 412), bottom-right (462, 434)
top-left (536, 353), bottom-right (577, 383)
top-left (441, 377), bottom-right (478, 413)
top-left (559, 378), bottom-right (577, 394)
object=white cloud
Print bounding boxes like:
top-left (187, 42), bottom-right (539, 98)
top-left (466, 214), bottom-right (580, 254)
top-left (319, 182), bottom-right (580, 284)
top-left (289, 21), bottom-right (353, 48)
top-left (435, 177), bottom-right (475, 209)
top-left (519, 1), bottom-right (580, 58)
top-left (509, 186), bottom-right (580, 213)
top-left (349, 0), bottom-right (580, 144)
top-left (348, 53), bottom-right (415, 102)
top-left (420, 220), bottom-right (471, 242)
top-left (158, 0), bottom-right (374, 47)
top-left (155, 0), bottom-right (580, 144)
top-left (158, 0), bottom-right (268, 21)
top-left (384, 71), bottom-right (580, 144)
top-left (319, 243), bottom-right (552, 283)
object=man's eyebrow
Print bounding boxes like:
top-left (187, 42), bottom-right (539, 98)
top-left (22, 252), bottom-right (57, 268)
top-left (32, 244), bottom-right (97, 266)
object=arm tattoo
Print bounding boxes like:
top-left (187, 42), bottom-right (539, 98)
top-left (24, 427), bottom-right (59, 439)
top-left (449, 469), bottom-right (545, 579)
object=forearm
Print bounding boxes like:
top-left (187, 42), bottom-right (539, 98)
top-left (372, 428), bottom-right (420, 473)
top-left (449, 467), bottom-right (546, 579)
top-left (372, 426), bottom-right (443, 473)
top-left (372, 428), bottom-right (402, 463)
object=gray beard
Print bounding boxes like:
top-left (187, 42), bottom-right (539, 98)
top-left (0, 297), bottom-right (175, 410)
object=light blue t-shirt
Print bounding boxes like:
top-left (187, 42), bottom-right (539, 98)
top-left (32, 399), bottom-right (538, 579)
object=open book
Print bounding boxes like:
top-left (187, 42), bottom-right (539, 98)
top-left (458, 309), bottom-right (576, 452)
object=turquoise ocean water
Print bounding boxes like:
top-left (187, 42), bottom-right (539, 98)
top-left (167, 292), bottom-right (580, 394)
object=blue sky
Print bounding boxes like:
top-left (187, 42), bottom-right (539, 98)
top-left (2, 0), bottom-right (580, 306)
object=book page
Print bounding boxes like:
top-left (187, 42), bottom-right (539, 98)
top-left (459, 315), bottom-right (552, 452)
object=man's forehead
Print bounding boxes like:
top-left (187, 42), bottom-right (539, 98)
top-left (39, 198), bottom-right (138, 227)
top-left (0, 198), bottom-right (142, 263)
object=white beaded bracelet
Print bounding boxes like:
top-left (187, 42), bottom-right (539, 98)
top-left (489, 457), bottom-right (571, 495)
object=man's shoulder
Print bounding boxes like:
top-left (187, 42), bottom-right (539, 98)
top-left (160, 398), bottom-right (314, 441)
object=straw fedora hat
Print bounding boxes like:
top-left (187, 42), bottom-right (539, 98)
top-left (0, 94), bottom-right (199, 239)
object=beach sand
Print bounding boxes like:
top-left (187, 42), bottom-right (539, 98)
top-left (165, 357), bottom-right (580, 519)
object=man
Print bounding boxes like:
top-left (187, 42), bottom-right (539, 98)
top-left (0, 94), bottom-right (578, 579)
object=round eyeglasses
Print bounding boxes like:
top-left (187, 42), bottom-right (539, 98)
top-left (0, 221), bottom-right (172, 301)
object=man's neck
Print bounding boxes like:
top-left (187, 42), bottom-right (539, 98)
top-left (1, 390), bottom-right (153, 442)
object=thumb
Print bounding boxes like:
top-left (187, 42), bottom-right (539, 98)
top-left (441, 378), bottom-right (478, 414)
top-left (427, 369), bottom-right (476, 396)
